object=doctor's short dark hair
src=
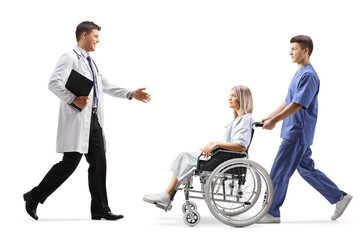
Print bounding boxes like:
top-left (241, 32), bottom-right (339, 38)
top-left (76, 21), bottom-right (101, 41)
top-left (290, 35), bottom-right (313, 57)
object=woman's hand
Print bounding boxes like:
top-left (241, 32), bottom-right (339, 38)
top-left (200, 142), bottom-right (219, 158)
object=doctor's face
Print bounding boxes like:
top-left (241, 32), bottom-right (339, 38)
top-left (229, 90), bottom-right (240, 110)
top-left (84, 29), bottom-right (100, 52)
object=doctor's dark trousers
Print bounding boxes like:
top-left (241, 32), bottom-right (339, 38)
top-left (29, 111), bottom-right (110, 214)
top-left (267, 138), bottom-right (343, 218)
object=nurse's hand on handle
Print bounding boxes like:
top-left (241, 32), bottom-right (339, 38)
top-left (261, 118), bottom-right (277, 130)
top-left (261, 102), bottom-right (303, 130)
top-left (72, 96), bottom-right (89, 110)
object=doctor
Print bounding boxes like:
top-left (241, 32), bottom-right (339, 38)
top-left (23, 21), bottom-right (151, 221)
top-left (258, 35), bottom-right (352, 223)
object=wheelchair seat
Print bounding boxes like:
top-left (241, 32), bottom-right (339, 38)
top-left (196, 128), bottom-right (255, 172)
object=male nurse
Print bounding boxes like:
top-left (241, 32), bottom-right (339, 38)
top-left (23, 21), bottom-right (151, 221)
top-left (259, 35), bottom-right (352, 223)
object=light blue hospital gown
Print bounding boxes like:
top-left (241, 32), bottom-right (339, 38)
top-left (171, 114), bottom-right (254, 180)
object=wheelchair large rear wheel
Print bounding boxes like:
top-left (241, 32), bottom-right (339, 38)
top-left (202, 170), bottom-right (261, 216)
top-left (205, 158), bottom-right (273, 227)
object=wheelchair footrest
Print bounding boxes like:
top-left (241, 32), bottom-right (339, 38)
top-left (156, 202), bottom-right (172, 211)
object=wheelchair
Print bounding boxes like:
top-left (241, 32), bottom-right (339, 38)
top-left (163, 122), bottom-right (273, 227)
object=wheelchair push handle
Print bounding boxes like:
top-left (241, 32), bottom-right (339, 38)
top-left (253, 122), bottom-right (264, 127)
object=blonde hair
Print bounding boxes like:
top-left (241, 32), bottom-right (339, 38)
top-left (228, 85), bottom-right (253, 126)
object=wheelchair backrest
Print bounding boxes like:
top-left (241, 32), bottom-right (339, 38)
top-left (246, 128), bottom-right (255, 153)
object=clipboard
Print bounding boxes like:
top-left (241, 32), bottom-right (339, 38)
top-left (65, 69), bottom-right (94, 96)
top-left (65, 69), bottom-right (94, 111)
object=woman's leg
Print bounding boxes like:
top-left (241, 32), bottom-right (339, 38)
top-left (165, 173), bottom-right (179, 195)
top-left (166, 151), bottom-right (200, 194)
top-left (143, 151), bottom-right (198, 207)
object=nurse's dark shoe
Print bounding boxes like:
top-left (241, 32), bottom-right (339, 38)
top-left (257, 214), bottom-right (281, 223)
top-left (331, 192), bottom-right (352, 220)
top-left (23, 192), bottom-right (39, 220)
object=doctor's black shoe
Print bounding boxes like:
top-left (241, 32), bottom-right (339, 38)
top-left (91, 212), bottom-right (124, 220)
top-left (23, 192), bottom-right (39, 220)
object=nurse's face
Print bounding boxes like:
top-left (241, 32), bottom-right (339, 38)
top-left (229, 90), bottom-right (240, 110)
top-left (290, 42), bottom-right (307, 63)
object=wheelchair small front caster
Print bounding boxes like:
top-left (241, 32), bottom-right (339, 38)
top-left (182, 201), bottom-right (197, 213)
top-left (183, 210), bottom-right (201, 227)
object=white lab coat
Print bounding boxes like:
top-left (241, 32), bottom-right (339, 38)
top-left (48, 47), bottom-right (131, 154)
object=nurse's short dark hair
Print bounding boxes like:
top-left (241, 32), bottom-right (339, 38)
top-left (76, 21), bottom-right (101, 42)
top-left (290, 35), bottom-right (313, 57)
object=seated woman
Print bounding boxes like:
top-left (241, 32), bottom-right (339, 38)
top-left (143, 85), bottom-right (254, 209)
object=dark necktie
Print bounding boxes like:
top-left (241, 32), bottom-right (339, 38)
top-left (87, 56), bottom-right (98, 107)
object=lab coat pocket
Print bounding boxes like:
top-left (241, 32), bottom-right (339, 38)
top-left (66, 103), bottom-right (81, 114)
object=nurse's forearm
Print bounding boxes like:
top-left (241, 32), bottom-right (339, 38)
top-left (267, 101), bottom-right (286, 119)
top-left (216, 142), bottom-right (246, 152)
top-left (271, 102), bottom-right (303, 123)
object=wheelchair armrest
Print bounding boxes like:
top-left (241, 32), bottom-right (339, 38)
top-left (211, 148), bottom-right (248, 158)
top-left (197, 148), bottom-right (247, 160)
top-left (196, 148), bottom-right (248, 172)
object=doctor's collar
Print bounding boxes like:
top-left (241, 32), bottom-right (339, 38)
top-left (75, 45), bottom-right (89, 58)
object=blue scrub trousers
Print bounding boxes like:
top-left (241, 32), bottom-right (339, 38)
top-left (268, 139), bottom-right (343, 217)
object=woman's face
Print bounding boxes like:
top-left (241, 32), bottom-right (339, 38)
top-left (229, 90), bottom-right (240, 110)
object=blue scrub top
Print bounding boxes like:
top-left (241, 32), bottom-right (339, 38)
top-left (281, 64), bottom-right (320, 145)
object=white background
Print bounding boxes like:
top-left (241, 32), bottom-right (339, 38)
top-left (1, 0), bottom-right (359, 239)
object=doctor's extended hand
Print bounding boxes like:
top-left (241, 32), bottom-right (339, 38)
top-left (130, 88), bottom-right (151, 103)
top-left (72, 96), bottom-right (89, 110)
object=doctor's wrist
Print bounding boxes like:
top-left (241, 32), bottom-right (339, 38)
top-left (128, 91), bottom-right (133, 100)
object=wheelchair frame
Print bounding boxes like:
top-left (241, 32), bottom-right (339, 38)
top-left (163, 123), bottom-right (274, 227)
